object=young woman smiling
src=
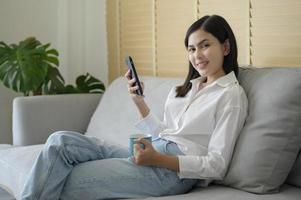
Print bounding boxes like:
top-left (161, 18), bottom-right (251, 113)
top-left (21, 15), bottom-right (248, 200)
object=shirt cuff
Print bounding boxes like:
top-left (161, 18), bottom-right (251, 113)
top-left (178, 155), bottom-right (201, 179)
top-left (134, 112), bottom-right (163, 135)
top-left (178, 153), bottom-right (225, 180)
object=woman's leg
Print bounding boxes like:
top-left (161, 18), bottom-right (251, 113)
top-left (60, 139), bottom-right (198, 200)
top-left (20, 131), bottom-right (129, 200)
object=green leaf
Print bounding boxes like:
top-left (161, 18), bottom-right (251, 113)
top-left (0, 37), bottom-right (58, 94)
top-left (63, 85), bottom-right (79, 94)
top-left (44, 56), bottom-right (59, 66)
top-left (72, 73), bottom-right (105, 94)
top-left (0, 37), bottom-right (106, 96)
top-left (42, 65), bottom-right (65, 94)
top-left (46, 49), bottom-right (59, 56)
top-left (43, 43), bottom-right (51, 49)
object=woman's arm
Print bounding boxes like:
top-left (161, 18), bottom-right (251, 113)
top-left (132, 97), bottom-right (150, 119)
top-left (125, 70), bottom-right (167, 136)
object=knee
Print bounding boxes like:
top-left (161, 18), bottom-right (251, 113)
top-left (46, 131), bottom-right (76, 147)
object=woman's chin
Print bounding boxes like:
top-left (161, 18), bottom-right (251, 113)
top-left (197, 69), bottom-right (209, 77)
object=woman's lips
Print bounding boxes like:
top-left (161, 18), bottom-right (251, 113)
top-left (196, 61), bottom-right (209, 69)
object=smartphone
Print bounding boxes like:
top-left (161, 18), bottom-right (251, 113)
top-left (125, 56), bottom-right (144, 96)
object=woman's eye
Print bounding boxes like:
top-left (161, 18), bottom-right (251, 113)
top-left (201, 43), bottom-right (210, 48)
top-left (188, 48), bottom-right (195, 53)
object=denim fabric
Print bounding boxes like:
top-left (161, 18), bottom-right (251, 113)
top-left (20, 131), bottom-right (197, 200)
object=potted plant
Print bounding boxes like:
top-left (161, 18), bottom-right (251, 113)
top-left (0, 37), bottom-right (105, 96)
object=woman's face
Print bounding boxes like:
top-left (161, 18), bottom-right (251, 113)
top-left (187, 29), bottom-right (229, 82)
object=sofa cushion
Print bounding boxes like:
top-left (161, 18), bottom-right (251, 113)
top-left (0, 145), bottom-right (42, 199)
top-left (222, 67), bottom-right (301, 193)
top-left (141, 184), bottom-right (301, 200)
top-left (85, 76), bottom-right (182, 147)
top-left (286, 152), bottom-right (301, 187)
top-left (0, 186), bottom-right (15, 200)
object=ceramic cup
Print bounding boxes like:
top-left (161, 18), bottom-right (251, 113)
top-left (129, 134), bottom-right (152, 156)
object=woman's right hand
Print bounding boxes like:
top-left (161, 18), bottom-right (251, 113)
top-left (124, 70), bottom-right (150, 118)
top-left (124, 69), bottom-right (145, 104)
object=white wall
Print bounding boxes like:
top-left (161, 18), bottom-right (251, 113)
top-left (57, 0), bottom-right (108, 85)
top-left (0, 0), bottom-right (107, 143)
top-left (0, 0), bottom-right (108, 85)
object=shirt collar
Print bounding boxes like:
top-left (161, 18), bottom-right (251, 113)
top-left (190, 71), bottom-right (238, 88)
top-left (215, 71), bottom-right (238, 87)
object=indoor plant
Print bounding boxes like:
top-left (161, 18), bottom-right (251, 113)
top-left (0, 37), bottom-right (105, 96)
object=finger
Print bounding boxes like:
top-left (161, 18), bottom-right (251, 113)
top-left (140, 81), bottom-right (145, 90)
top-left (128, 86), bottom-right (139, 93)
top-left (124, 70), bottom-right (132, 79)
top-left (134, 143), bottom-right (142, 153)
top-left (127, 78), bottom-right (137, 90)
top-left (137, 138), bottom-right (151, 148)
top-left (128, 78), bottom-right (136, 86)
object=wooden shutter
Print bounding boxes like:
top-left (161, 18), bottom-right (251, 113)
top-left (198, 0), bottom-right (250, 65)
top-left (119, 0), bottom-right (155, 75)
top-left (107, 0), bottom-right (119, 82)
top-left (250, 0), bottom-right (301, 67)
top-left (156, 0), bottom-right (197, 77)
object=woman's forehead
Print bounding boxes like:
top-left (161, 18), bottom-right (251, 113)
top-left (188, 29), bottom-right (217, 44)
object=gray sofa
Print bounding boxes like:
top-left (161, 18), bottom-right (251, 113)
top-left (0, 67), bottom-right (300, 200)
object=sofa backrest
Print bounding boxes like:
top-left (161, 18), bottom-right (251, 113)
top-left (85, 76), bottom-right (182, 147)
top-left (0, 84), bottom-right (20, 144)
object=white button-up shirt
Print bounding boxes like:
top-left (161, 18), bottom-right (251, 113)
top-left (135, 71), bottom-right (248, 184)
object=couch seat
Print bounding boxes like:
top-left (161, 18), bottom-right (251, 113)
top-left (0, 144), bottom-right (43, 199)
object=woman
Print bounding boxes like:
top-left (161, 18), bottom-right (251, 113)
top-left (21, 15), bottom-right (248, 200)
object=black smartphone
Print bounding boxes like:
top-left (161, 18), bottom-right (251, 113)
top-left (125, 56), bottom-right (144, 96)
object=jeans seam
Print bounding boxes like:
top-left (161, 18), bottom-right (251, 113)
top-left (65, 174), bottom-right (157, 189)
top-left (35, 145), bottom-right (61, 200)
top-left (63, 142), bottom-right (103, 160)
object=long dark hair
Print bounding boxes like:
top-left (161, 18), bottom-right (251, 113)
top-left (176, 15), bottom-right (238, 97)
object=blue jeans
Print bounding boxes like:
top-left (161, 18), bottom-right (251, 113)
top-left (21, 131), bottom-right (197, 200)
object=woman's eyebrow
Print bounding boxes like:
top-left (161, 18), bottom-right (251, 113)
top-left (188, 39), bottom-right (209, 48)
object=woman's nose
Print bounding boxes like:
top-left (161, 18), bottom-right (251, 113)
top-left (195, 48), bottom-right (203, 58)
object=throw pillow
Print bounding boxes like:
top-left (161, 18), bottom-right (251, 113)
top-left (221, 67), bottom-right (301, 193)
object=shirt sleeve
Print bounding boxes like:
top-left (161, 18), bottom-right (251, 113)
top-left (134, 87), bottom-right (176, 136)
top-left (178, 104), bottom-right (247, 180)
top-left (135, 112), bottom-right (166, 137)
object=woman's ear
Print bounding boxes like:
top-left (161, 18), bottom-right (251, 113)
top-left (223, 39), bottom-right (230, 56)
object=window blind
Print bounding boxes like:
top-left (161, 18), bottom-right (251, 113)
top-left (107, 0), bottom-right (119, 82)
top-left (119, 0), bottom-right (154, 75)
top-left (107, 0), bottom-right (301, 82)
top-left (250, 0), bottom-right (301, 67)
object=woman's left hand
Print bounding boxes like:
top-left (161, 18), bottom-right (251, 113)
top-left (134, 138), bottom-right (160, 166)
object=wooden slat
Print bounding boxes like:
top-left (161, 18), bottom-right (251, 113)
top-left (119, 0), bottom-right (154, 76)
top-left (251, 0), bottom-right (301, 7)
top-left (250, 0), bottom-right (301, 67)
top-left (107, 0), bottom-right (119, 83)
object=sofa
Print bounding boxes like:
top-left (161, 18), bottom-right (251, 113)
top-left (0, 67), bottom-right (300, 200)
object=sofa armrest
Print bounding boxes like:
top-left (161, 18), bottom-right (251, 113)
top-left (13, 94), bottom-right (101, 146)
